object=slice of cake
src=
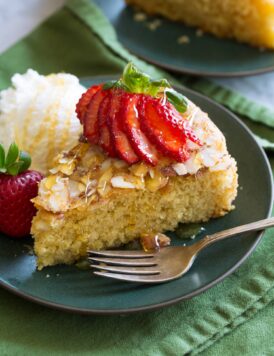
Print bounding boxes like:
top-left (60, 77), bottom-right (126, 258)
top-left (31, 63), bottom-right (238, 269)
top-left (126, 0), bottom-right (274, 49)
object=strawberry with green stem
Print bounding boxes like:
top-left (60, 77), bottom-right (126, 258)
top-left (0, 143), bottom-right (43, 238)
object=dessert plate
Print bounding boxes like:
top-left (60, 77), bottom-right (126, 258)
top-left (0, 76), bottom-right (272, 315)
top-left (94, 0), bottom-right (274, 77)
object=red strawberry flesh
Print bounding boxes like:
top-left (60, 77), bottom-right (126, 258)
top-left (76, 84), bottom-right (102, 123)
top-left (0, 170), bottom-right (43, 238)
top-left (108, 91), bottom-right (139, 164)
top-left (138, 96), bottom-right (189, 162)
top-left (77, 82), bottom-right (200, 165)
top-left (158, 101), bottom-right (201, 145)
top-left (83, 88), bottom-right (107, 145)
top-left (98, 94), bottom-right (116, 157)
top-left (122, 94), bottom-right (158, 166)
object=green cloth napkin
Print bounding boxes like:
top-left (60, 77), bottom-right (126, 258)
top-left (0, 1), bottom-right (273, 355)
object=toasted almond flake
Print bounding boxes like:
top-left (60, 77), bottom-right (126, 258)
top-left (113, 160), bottom-right (127, 169)
top-left (149, 168), bottom-right (155, 179)
top-left (68, 180), bottom-right (86, 198)
top-left (209, 155), bottom-right (231, 172)
top-left (100, 158), bottom-right (112, 171)
top-left (200, 148), bottom-right (217, 167)
top-left (184, 155), bottom-right (202, 174)
top-left (130, 162), bottom-right (149, 177)
top-left (98, 167), bottom-right (113, 188)
top-left (49, 167), bottom-right (58, 174)
top-left (145, 172), bottom-right (169, 192)
top-left (187, 140), bottom-right (200, 151)
top-left (111, 176), bottom-right (136, 189)
top-left (172, 163), bottom-right (188, 176)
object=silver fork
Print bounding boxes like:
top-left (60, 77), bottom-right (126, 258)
top-left (88, 217), bottom-right (274, 284)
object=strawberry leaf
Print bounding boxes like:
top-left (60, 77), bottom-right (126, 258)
top-left (18, 151), bottom-right (31, 173)
top-left (6, 142), bottom-right (19, 167)
top-left (0, 143), bottom-right (32, 176)
top-left (6, 162), bottom-right (24, 176)
top-left (0, 144), bottom-right (5, 168)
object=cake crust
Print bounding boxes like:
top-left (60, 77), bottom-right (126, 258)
top-left (32, 162), bottom-right (237, 269)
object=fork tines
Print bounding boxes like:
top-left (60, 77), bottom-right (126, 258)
top-left (88, 249), bottom-right (160, 280)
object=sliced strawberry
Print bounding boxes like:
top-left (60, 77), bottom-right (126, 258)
top-left (98, 95), bottom-right (116, 157)
top-left (122, 94), bottom-right (158, 166)
top-left (138, 96), bottom-right (189, 162)
top-left (76, 84), bottom-right (102, 123)
top-left (108, 91), bottom-right (139, 164)
top-left (83, 88), bottom-right (107, 145)
top-left (158, 101), bottom-right (202, 145)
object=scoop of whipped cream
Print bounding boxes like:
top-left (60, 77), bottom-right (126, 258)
top-left (0, 69), bottom-right (85, 174)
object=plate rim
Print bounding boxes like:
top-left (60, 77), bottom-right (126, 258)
top-left (125, 51), bottom-right (274, 78)
top-left (0, 79), bottom-right (273, 315)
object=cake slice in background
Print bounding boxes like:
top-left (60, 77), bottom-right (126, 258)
top-left (0, 70), bottom-right (85, 174)
top-left (126, 0), bottom-right (274, 49)
top-left (31, 63), bottom-right (238, 269)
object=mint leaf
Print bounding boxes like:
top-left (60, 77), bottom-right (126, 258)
top-left (103, 63), bottom-right (188, 114)
top-left (165, 89), bottom-right (188, 113)
top-left (0, 144), bottom-right (5, 168)
top-left (147, 79), bottom-right (171, 96)
top-left (103, 80), bottom-right (129, 92)
top-left (122, 62), bottom-right (151, 93)
top-left (103, 80), bottom-right (117, 90)
top-left (6, 142), bottom-right (19, 166)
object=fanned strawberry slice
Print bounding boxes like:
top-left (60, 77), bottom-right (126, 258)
top-left (76, 84), bottom-right (102, 123)
top-left (108, 91), bottom-right (139, 164)
top-left (83, 88), bottom-right (107, 145)
top-left (98, 95), bottom-right (116, 157)
top-left (138, 96), bottom-right (189, 162)
top-left (122, 94), bottom-right (158, 166)
top-left (158, 101), bottom-right (201, 145)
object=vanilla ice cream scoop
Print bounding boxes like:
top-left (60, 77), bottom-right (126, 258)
top-left (0, 69), bottom-right (85, 174)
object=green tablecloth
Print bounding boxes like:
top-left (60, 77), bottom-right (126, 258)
top-left (0, 1), bottom-right (273, 354)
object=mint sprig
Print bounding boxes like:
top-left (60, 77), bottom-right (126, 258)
top-left (165, 88), bottom-right (188, 113)
top-left (0, 143), bottom-right (31, 176)
top-left (103, 62), bottom-right (188, 113)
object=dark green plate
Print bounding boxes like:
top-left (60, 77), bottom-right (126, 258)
top-left (94, 0), bottom-right (274, 77)
top-left (0, 76), bottom-right (272, 315)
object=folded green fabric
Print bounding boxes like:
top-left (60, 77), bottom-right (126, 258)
top-left (0, 0), bottom-right (273, 355)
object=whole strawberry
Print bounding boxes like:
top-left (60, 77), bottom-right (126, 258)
top-left (0, 143), bottom-right (43, 238)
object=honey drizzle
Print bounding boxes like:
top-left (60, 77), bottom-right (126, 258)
top-left (58, 91), bottom-right (74, 158)
top-left (21, 84), bottom-right (43, 150)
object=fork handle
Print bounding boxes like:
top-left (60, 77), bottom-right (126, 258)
top-left (191, 217), bottom-right (274, 254)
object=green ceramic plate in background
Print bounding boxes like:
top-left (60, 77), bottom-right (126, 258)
top-left (0, 76), bottom-right (272, 315)
top-left (94, 0), bottom-right (274, 77)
